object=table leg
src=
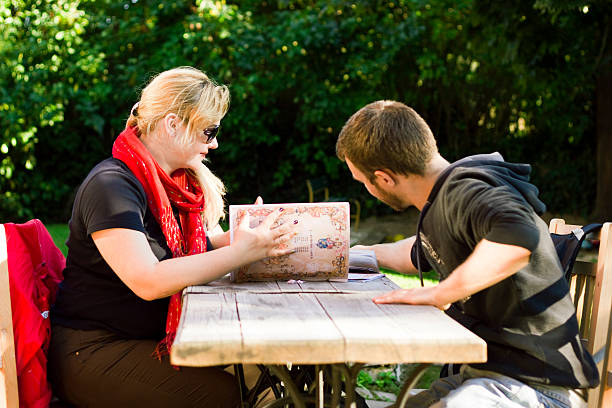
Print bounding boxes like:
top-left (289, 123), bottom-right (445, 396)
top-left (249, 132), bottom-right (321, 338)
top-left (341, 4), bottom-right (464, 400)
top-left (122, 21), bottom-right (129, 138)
top-left (234, 364), bottom-right (249, 408)
top-left (267, 365), bottom-right (308, 408)
top-left (393, 363), bottom-right (431, 408)
top-left (315, 365), bottom-right (325, 408)
top-left (257, 396), bottom-right (294, 408)
top-left (260, 362), bottom-right (370, 408)
top-left (333, 363), bottom-right (365, 408)
top-left (331, 364), bottom-right (341, 408)
top-left (245, 365), bottom-right (284, 407)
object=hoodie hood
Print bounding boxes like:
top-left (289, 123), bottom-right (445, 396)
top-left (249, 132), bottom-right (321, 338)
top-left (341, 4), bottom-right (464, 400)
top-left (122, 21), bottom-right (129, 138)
top-left (430, 152), bottom-right (546, 215)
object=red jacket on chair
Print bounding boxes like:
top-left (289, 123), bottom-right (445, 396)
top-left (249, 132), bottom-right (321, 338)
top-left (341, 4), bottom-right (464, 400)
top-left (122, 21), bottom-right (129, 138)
top-left (5, 220), bottom-right (65, 408)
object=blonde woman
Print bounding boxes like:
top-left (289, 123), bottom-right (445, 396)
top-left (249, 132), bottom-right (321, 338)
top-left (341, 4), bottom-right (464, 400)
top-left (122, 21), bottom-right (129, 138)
top-left (48, 67), bottom-right (294, 407)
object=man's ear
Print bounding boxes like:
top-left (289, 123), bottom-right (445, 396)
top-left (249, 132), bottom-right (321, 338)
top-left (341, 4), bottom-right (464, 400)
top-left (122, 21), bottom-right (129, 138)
top-left (373, 169), bottom-right (397, 187)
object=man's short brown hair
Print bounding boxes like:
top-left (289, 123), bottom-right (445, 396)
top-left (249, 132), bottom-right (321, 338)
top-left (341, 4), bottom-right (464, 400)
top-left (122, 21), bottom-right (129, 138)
top-left (336, 100), bottom-right (438, 180)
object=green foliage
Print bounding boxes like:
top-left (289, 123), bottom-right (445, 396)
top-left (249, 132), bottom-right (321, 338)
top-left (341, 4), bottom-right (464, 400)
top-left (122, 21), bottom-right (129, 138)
top-left (374, 370), bottom-right (400, 393)
top-left (357, 369), bottom-right (400, 394)
top-left (359, 364), bottom-right (443, 395)
top-left (0, 0), bottom-right (607, 221)
top-left (356, 370), bottom-right (374, 388)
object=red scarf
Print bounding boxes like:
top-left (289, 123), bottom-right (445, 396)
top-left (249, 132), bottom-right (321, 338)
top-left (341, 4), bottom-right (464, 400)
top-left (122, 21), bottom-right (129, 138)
top-left (112, 126), bottom-right (207, 356)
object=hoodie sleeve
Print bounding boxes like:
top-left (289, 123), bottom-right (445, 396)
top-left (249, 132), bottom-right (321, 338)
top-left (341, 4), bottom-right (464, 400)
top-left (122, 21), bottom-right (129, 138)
top-left (411, 241), bottom-right (433, 272)
top-left (442, 169), bottom-right (540, 252)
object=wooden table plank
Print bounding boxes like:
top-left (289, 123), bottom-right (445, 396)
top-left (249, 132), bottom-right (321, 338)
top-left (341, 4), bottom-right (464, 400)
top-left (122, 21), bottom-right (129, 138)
top-left (276, 280), bottom-right (306, 293)
top-left (315, 293), bottom-right (486, 364)
top-left (275, 280), bottom-right (339, 293)
top-left (298, 280), bottom-right (339, 292)
top-left (187, 275), bottom-right (397, 294)
top-left (171, 293), bottom-right (243, 366)
top-left (314, 293), bottom-right (403, 363)
top-left (330, 277), bottom-right (398, 293)
top-left (377, 303), bottom-right (487, 363)
top-left (236, 292), bottom-right (345, 364)
top-left (185, 274), bottom-right (281, 294)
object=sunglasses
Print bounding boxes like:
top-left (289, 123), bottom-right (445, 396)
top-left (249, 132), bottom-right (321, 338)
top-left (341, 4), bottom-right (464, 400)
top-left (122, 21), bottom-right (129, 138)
top-left (201, 124), bottom-right (220, 144)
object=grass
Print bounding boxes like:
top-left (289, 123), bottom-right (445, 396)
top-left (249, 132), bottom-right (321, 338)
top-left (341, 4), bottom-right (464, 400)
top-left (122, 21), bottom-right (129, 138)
top-left (383, 268), bottom-right (439, 288)
top-left (47, 223), bottom-right (69, 256)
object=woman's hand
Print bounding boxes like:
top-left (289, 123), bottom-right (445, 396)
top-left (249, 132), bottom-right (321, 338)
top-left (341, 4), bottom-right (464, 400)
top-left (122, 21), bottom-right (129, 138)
top-left (208, 196), bottom-right (264, 249)
top-left (231, 208), bottom-right (296, 264)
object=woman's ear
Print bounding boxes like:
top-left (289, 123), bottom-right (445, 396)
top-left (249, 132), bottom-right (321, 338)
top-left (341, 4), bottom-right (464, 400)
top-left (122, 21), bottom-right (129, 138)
top-left (163, 113), bottom-right (178, 136)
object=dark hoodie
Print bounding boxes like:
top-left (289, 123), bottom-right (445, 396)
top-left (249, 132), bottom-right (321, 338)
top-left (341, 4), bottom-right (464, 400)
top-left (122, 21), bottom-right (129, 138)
top-left (412, 153), bottom-right (599, 388)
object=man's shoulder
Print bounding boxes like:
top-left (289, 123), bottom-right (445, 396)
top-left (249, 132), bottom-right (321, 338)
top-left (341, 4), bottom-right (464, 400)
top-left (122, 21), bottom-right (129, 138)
top-left (439, 166), bottom-right (498, 195)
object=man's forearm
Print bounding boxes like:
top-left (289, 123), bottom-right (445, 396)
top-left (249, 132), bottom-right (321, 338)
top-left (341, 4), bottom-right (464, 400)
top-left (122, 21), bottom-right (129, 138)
top-left (431, 239), bottom-right (530, 307)
top-left (372, 235), bottom-right (418, 274)
top-left (373, 239), bottom-right (531, 308)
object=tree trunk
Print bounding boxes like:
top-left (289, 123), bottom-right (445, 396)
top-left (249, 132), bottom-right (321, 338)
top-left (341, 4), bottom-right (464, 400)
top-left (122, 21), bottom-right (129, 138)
top-left (594, 65), bottom-right (612, 221)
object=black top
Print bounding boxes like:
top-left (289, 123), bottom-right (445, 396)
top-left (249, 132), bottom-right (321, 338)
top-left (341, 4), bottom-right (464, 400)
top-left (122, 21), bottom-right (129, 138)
top-left (413, 153), bottom-right (599, 388)
top-left (52, 158), bottom-right (211, 339)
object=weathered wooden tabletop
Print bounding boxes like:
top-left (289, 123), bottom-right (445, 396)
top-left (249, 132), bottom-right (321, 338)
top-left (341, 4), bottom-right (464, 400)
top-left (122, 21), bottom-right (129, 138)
top-left (170, 275), bottom-right (486, 368)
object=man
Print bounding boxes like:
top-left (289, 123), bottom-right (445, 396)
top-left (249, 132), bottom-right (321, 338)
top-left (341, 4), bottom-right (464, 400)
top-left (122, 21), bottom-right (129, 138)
top-left (337, 100), bottom-right (598, 408)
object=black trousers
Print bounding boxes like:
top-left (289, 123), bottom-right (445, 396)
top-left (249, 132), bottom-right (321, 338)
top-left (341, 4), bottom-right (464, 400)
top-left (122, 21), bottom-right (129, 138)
top-left (48, 324), bottom-right (241, 408)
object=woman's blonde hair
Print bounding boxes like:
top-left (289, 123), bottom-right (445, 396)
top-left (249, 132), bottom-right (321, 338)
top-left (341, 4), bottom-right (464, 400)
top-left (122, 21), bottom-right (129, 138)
top-left (127, 66), bottom-right (230, 228)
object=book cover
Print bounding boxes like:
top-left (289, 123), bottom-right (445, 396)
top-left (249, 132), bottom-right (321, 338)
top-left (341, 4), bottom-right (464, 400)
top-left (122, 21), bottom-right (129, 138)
top-left (229, 202), bottom-right (350, 282)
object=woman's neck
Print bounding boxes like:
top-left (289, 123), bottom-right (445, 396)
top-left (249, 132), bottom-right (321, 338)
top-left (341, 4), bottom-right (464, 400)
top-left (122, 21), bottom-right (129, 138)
top-left (139, 131), bottom-right (174, 175)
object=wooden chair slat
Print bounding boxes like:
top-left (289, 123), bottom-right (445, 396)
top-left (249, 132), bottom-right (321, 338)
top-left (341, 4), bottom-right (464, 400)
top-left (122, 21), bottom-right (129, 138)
top-left (575, 275), bottom-right (586, 318)
top-left (575, 261), bottom-right (597, 277)
top-left (583, 277), bottom-right (595, 339)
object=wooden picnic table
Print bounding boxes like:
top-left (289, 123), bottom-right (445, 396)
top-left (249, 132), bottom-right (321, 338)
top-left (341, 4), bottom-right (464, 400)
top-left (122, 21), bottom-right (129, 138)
top-left (170, 275), bottom-right (487, 407)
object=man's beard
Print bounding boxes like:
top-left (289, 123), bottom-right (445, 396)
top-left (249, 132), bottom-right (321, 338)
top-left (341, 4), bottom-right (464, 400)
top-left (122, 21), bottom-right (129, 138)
top-left (378, 189), bottom-right (409, 212)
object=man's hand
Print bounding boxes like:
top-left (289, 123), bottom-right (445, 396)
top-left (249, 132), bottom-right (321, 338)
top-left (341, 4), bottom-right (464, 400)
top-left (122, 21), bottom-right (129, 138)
top-left (373, 286), bottom-right (448, 309)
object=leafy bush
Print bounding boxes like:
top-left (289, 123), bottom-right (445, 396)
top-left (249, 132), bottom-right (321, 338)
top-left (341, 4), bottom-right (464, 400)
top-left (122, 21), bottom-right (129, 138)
top-left (357, 369), bottom-right (400, 394)
top-left (0, 0), bottom-right (607, 221)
